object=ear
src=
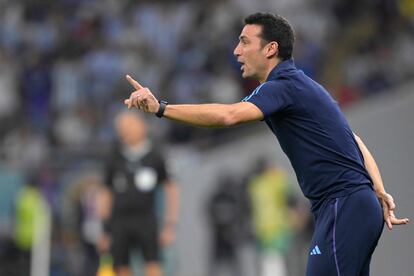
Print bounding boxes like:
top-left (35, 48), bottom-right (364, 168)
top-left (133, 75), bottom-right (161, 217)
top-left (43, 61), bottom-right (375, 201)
top-left (265, 41), bottom-right (278, 58)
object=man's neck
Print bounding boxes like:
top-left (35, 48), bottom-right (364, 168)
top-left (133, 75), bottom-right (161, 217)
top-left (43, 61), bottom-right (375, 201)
top-left (122, 139), bottom-right (151, 161)
top-left (259, 58), bottom-right (281, 84)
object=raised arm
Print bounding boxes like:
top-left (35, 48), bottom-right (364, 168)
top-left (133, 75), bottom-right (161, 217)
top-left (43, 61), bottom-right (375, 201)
top-left (124, 75), bottom-right (264, 127)
top-left (354, 133), bottom-right (409, 230)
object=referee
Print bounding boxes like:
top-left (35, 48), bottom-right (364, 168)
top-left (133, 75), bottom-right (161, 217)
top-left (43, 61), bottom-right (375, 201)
top-left (98, 110), bottom-right (179, 276)
top-left (124, 12), bottom-right (409, 276)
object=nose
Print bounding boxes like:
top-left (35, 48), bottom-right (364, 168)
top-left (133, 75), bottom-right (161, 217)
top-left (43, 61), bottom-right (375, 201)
top-left (234, 43), bottom-right (241, 57)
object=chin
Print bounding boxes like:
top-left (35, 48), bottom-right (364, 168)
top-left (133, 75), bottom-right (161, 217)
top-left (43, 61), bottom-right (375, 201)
top-left (241, 71), bottom-right (250, 79)
top-left (242, 72), bottom-right (257, 80)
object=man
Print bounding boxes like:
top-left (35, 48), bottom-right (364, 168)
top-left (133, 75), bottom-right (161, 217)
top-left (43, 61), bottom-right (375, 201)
top-left (124, 12), bottom-right (409, 275)
top-left (98, 110), bottom-right (179, 276)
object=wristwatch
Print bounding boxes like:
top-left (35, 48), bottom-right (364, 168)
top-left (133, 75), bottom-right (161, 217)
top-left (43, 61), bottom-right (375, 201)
top-left (156, 100), bottom-right (168, 118)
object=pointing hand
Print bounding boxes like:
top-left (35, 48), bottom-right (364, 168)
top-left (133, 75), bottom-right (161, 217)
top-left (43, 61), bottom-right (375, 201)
top-left (124, 75), bottom-right (160, 113)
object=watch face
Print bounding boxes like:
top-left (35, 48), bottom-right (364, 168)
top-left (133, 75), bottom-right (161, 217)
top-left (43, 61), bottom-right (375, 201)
top-left (134, 167), bottom-right (157, 192)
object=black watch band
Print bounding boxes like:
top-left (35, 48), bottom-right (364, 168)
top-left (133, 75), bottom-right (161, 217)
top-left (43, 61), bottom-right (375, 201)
top-left (156, 100), bottom-right (168, 118)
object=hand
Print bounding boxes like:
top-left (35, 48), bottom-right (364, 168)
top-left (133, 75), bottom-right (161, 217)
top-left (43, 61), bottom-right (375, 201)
top-left (96, 233), bottom-right (111, 254)
top-left (378, 192), bottom-right (409, 230)
top-left (159, 225), bottom-right (176, 247)
top-left (124, 75), bottom-right (160, 113)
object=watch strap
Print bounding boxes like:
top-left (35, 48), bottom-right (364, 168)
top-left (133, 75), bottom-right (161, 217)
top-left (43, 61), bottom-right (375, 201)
top-left (156, 100), bottom-right (168, 118)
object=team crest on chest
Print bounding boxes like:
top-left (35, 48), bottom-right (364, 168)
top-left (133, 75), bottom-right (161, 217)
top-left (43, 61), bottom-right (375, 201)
top-left (134, 167), bottom-right (157, 192)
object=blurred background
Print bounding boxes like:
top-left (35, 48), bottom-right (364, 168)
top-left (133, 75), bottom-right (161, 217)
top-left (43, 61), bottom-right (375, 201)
top-left (0, 0), bottom-right (413, 275)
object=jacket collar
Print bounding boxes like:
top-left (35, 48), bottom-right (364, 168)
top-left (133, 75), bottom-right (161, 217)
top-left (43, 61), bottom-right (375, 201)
top-left (266, 58), bottom-right (296, 81)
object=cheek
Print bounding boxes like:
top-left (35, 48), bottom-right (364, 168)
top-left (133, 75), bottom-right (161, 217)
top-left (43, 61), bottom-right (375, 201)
top-left (244, 49), bottom-right (256, 63)
top-left (246, 51), bottom-right (261, 65)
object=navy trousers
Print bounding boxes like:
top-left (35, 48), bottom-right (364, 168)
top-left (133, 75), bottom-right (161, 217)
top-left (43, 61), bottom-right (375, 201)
top-left (306, 187), bottom-right (384, 276)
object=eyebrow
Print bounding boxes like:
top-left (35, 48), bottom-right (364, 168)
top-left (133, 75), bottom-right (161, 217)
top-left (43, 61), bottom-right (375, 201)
top-left (239, 35), bottom-right (248, 41)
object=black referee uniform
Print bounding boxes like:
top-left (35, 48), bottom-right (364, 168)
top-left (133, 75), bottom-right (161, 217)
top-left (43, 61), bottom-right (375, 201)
top-left (104, 141), bottom-right (169, 267)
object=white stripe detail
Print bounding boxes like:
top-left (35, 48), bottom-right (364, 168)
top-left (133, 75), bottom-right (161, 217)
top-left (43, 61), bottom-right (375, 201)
top-left (242, 82), bottom-right (267, 101)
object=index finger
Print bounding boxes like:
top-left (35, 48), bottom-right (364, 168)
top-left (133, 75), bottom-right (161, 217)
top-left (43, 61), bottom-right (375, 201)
top-left (126, 75), bottom-right (143, 90)
top-left (390, 216), bottom-right (410, 225)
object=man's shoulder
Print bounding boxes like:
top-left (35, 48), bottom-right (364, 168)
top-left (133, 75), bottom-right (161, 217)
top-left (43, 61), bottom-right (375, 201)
top-left (143, 145), bottom-right (166, 164)
top-left (256, 79), bottom-right (292, 98)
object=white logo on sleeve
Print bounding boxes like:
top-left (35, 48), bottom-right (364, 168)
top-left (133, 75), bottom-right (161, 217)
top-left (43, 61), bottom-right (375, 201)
top-left (134, 167), bottom-right (157, 192)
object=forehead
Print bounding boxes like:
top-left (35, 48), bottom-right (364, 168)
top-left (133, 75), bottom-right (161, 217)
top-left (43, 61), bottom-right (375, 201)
top-left (239, 24), bottom-right (262, 40)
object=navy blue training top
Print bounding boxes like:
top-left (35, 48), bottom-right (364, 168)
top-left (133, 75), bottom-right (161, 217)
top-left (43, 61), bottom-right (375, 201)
top-left (243, 59), bottom-right (373, 213)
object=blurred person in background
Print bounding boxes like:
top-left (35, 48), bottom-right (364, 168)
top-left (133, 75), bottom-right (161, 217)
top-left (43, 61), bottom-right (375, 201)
top-left (125, 12), bottom-right (409, 275)
top-left (97, 110), bottom-right (179, 276)
top-left (207, 172), bottom-right (257, 276)
top-left (62, 172), bottom-right (106, 276)
top-left (0, 164), bottom-right (24, 276)
top-left (248, 158), bottom-right (298, 276)
top-left (14, 173), bottom-right (49, 276)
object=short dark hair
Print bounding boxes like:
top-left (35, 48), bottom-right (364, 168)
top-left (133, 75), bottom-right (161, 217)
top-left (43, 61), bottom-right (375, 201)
top-left (244, 12), bottom-right (295, 60)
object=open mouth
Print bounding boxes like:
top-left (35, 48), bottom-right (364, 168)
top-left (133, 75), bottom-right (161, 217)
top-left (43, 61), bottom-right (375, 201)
top-left (239, 61), bottom-right (245, 71)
